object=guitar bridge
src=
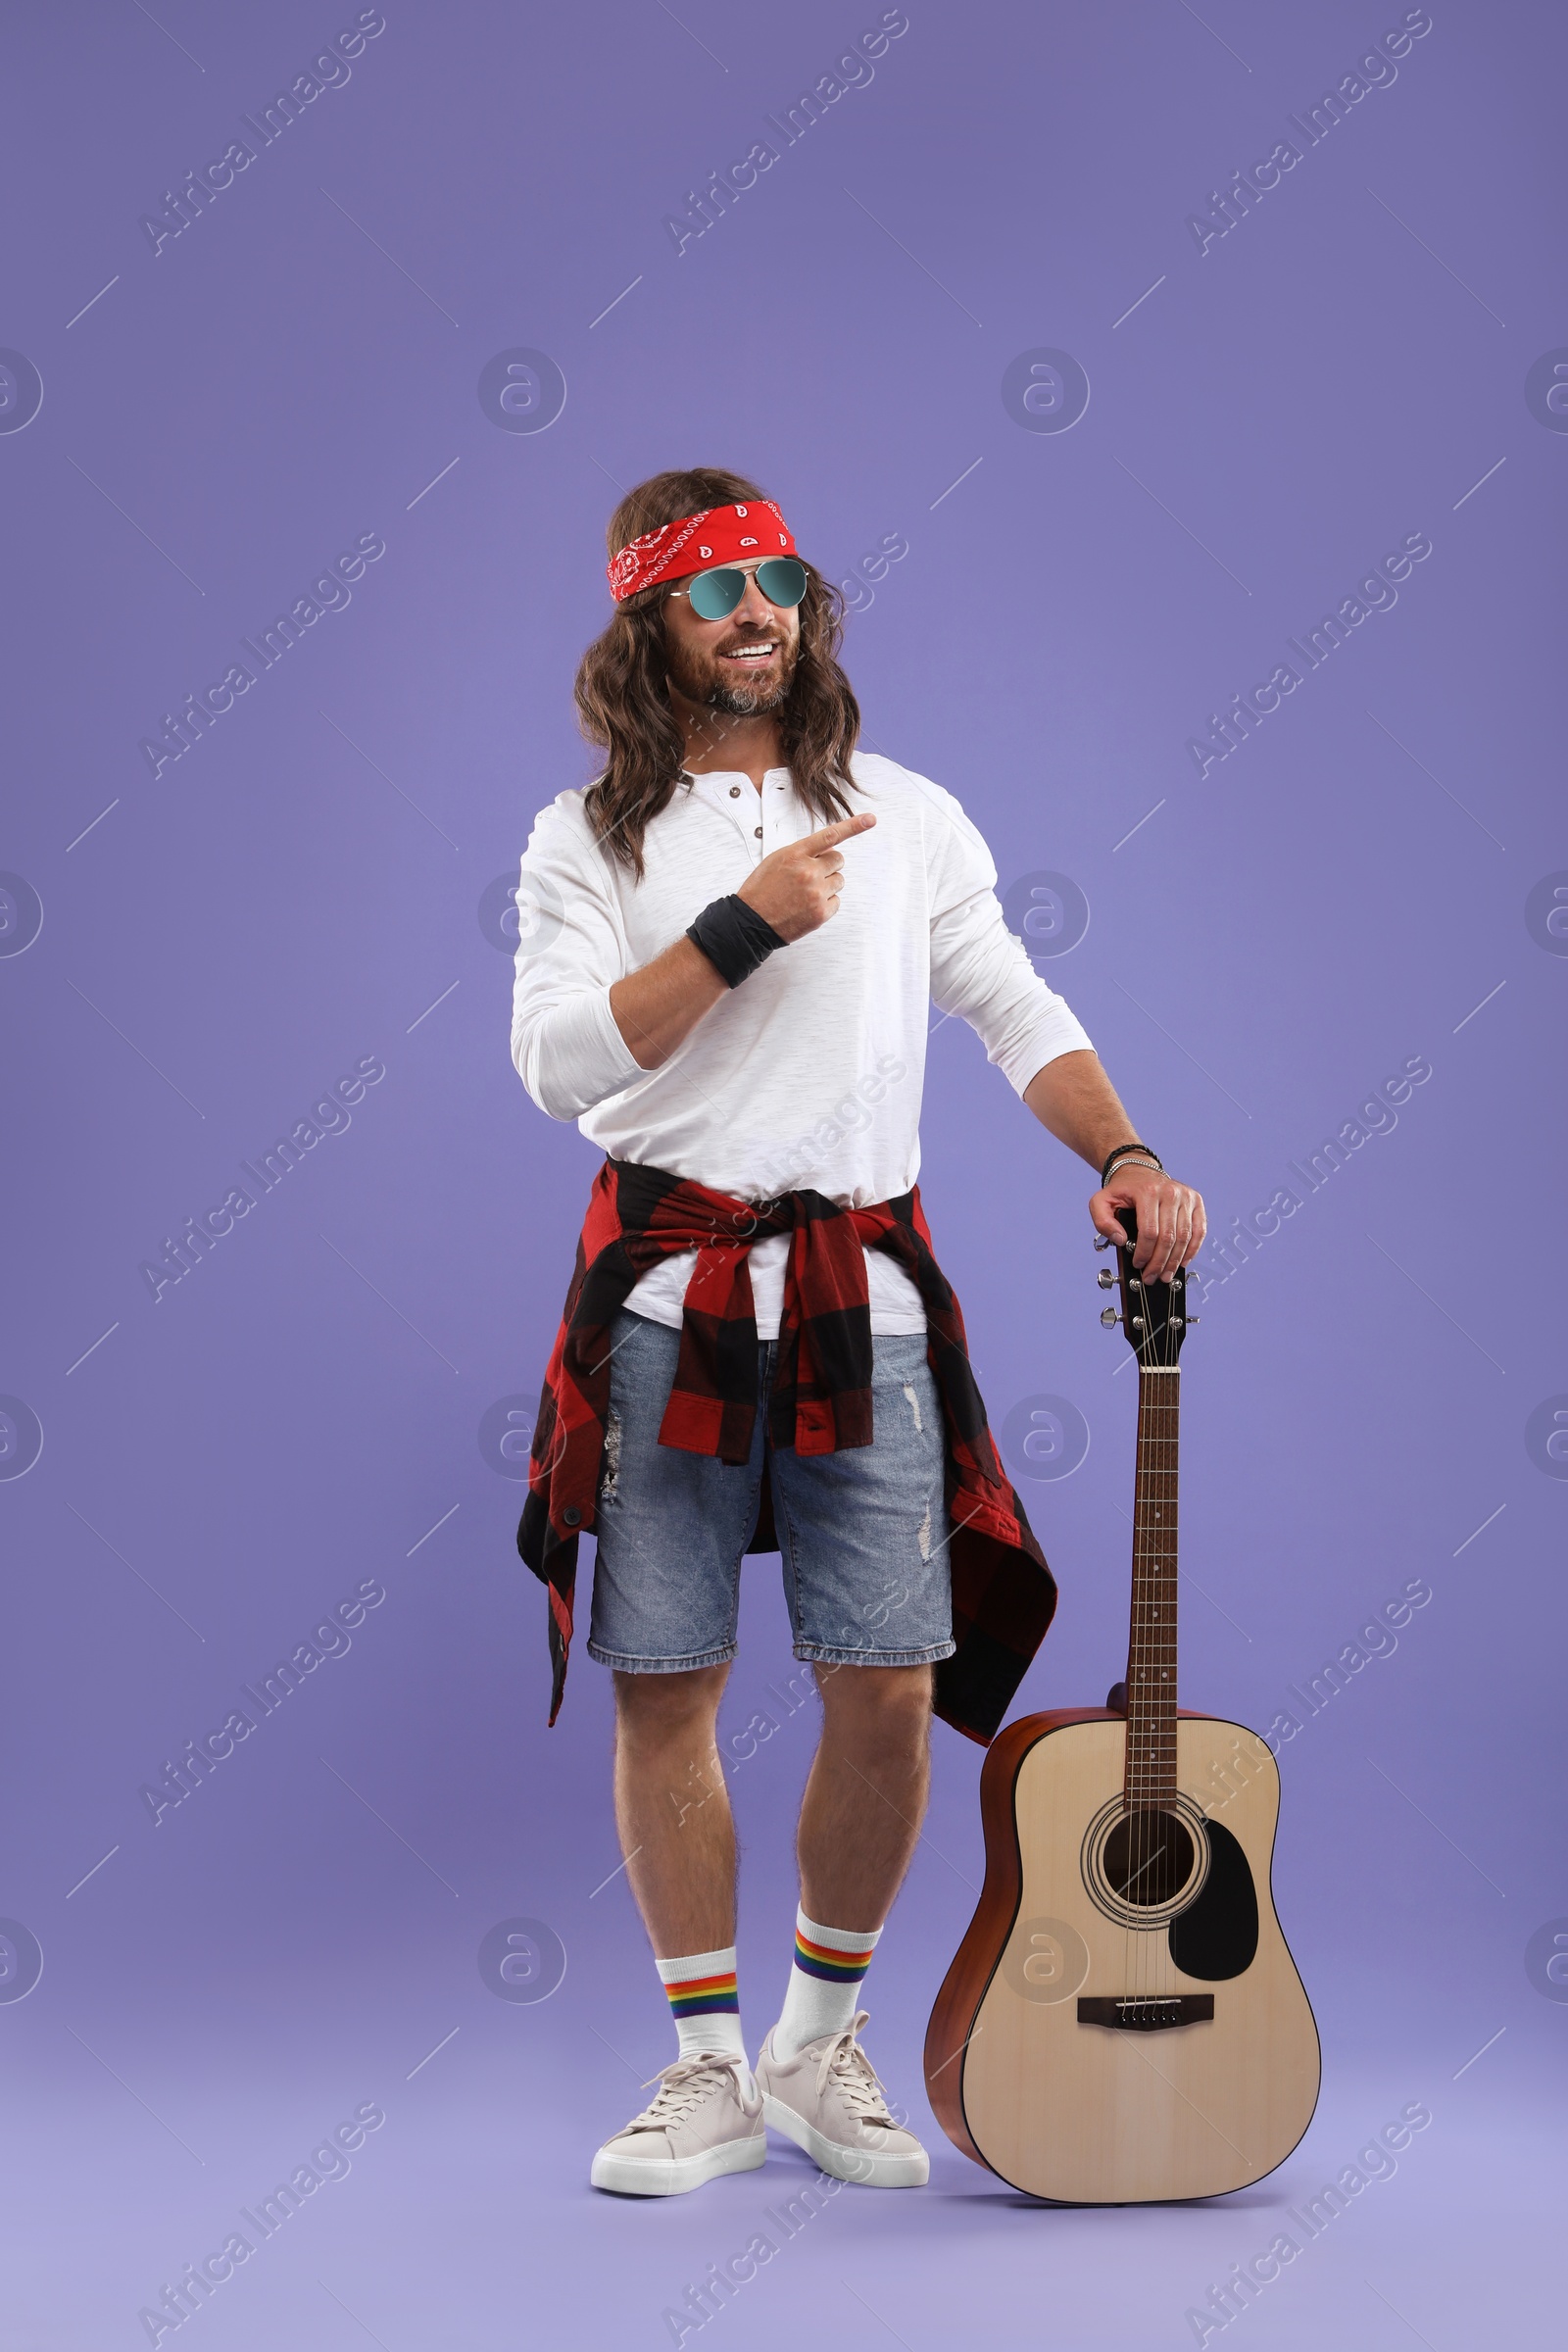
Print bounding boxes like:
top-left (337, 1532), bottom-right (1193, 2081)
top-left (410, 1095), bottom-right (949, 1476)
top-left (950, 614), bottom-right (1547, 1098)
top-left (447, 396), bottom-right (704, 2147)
top-left (1077, 1994), bottom-right (1215, 2032)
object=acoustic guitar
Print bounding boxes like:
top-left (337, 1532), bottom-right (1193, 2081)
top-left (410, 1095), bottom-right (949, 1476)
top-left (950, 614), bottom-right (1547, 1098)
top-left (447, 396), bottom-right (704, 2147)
top-left (923, 1213), bottom-right (1319, 2202)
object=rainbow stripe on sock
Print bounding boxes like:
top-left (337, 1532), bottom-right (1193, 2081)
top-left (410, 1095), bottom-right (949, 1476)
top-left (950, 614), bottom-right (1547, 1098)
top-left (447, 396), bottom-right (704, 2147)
top-left (663, 1968), bottom-right (739, 2019)
top-left (794, 1930), bottom-right (874, 1984)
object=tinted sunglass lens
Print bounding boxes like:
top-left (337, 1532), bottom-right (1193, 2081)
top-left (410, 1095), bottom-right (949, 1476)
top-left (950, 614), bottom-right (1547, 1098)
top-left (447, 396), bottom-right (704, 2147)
top-left (756, 558), bottom-right (808, 609)
top-left (687, 567), bottom-right (746, 619)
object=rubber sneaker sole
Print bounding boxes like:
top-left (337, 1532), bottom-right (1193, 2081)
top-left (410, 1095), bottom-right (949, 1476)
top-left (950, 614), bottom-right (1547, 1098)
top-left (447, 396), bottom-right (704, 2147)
top-left (761, 2093), bottom-right (930, 2186)
top-left (590, 2132), bottom-right (765, 2197)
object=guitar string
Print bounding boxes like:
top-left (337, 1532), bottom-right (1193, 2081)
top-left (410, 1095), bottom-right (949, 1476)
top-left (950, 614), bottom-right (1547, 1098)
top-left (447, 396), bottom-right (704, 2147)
top-left (1162, 1274), bottom-right (1181, 1997)
top-left (1167, 1346), bottom-right (1176, 2000)
top-left (1132, 1251), bottom-right (1149, 2005)
top-left (1149, 1347), bottom-right (1156, 2003)
top-left (1154, 1289), bottom-right (1169, 2002)
top-left (1134, 1254), bottom-right (1153, 2003)
top-left (1133, 1260), bottom-right (1147, 2013)
top-left (1127, 1281), bottom-right (1137, 2010)
top-left (1125, 1249), bottom-right (1134, 2010)
top-left (1138, 1314), bottom-right (1149, 2006)
top-left (1148, 1303), bottom-right (1166, 2001)
top-left (1126, 1253), bottom-right (1181, 2005)
top-left (1146, 1258), bottom-right (1160, 2000)
top-left (1161, 1318), bottom-right (1177, 1999)
top-left (1124, 1244), bottom-right (1132, 2007)
top-left (1166, 1326), bottom-right (1174, 1995)
top-left (1129, 1244), bottom-right (1144, 2005)
top-left (1137, 1262), bottom-right (1156, 2004)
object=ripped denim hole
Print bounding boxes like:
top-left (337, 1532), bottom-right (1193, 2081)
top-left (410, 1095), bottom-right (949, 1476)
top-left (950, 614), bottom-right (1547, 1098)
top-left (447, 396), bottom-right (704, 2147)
top-left (599, 1407), bottom-right (622, 1503)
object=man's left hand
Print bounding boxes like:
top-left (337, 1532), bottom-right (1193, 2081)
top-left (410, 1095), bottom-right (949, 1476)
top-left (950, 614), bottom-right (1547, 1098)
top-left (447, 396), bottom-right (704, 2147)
top-left (1090, 1165), bottom-right (1205, 1283)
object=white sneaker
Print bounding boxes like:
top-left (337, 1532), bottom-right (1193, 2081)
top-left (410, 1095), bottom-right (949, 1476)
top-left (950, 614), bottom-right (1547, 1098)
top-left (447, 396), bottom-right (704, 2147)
top-left (755, 2011), bottom-right (929, 2186)
top-left (590, 2052), bottom-right (765, 2196)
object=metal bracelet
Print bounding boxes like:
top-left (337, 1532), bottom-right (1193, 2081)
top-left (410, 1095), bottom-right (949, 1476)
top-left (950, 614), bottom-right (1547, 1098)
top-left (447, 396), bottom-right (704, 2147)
top-left (1101, 1143), bottom-right (1163, 1187)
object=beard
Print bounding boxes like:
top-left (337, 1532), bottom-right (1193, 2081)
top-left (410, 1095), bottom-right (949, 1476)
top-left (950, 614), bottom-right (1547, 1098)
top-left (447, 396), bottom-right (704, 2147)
top-left (664, 632), bottom-right (799, 717)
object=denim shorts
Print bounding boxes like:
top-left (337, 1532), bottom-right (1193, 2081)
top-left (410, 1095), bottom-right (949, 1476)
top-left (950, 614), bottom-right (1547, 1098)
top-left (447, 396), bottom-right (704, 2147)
top-left (586, 1308), bottom-right (955, 1674)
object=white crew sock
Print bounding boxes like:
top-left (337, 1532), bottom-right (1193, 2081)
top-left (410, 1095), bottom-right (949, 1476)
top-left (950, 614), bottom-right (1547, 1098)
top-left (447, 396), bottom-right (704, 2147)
top-left (655, 1946), bottom-right (750, 2079)
top-left (772, 1907), bottom-right (882, 2060)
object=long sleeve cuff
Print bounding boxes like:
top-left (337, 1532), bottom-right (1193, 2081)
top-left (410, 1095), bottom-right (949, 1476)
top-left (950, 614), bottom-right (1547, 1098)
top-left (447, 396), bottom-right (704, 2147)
top-left (995, 1000), bottom-right (1096, 1099)
top-left (514, 982), bottom-right (646, 1121)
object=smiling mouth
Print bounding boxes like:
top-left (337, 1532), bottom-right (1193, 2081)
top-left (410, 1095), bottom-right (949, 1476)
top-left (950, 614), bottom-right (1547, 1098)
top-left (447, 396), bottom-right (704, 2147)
top-left (719, 642), bottom-right (777, 662)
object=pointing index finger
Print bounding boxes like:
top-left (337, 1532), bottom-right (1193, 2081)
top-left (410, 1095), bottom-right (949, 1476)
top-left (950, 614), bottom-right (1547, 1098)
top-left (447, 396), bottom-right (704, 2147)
top-left (811, 812), bottom-right (877, 851)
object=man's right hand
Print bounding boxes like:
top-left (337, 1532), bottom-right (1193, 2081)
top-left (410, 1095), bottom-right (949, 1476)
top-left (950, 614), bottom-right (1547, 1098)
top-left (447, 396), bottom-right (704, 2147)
top-left (612, 811), bottom-right (877, 1072)
top-left (737, 812), bottom-right (877, 943)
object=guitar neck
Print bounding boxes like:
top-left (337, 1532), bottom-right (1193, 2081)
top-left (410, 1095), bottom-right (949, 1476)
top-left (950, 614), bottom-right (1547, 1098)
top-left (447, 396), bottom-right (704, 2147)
top-left (1124, 1362), bottom-right (1180, 1808)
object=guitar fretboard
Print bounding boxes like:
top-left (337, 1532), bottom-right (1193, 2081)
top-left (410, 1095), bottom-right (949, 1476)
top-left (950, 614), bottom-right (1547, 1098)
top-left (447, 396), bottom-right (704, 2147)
top-left (1125, 1365), bottom-right (1179, 1807)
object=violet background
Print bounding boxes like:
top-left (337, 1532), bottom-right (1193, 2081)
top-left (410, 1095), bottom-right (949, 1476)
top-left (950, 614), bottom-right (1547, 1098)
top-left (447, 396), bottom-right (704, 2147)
top-left (1, 1), bottom-right (1563, 2345)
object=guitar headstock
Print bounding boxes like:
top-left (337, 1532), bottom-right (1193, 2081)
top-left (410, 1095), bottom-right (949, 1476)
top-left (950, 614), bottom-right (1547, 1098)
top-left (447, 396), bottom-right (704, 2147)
top-left (1096, 1208), bottom-right (1191, 1369)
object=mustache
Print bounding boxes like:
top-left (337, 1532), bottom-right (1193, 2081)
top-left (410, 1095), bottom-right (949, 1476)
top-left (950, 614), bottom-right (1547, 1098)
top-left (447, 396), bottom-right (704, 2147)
top-left (665, 628), bottom-right (798, 715)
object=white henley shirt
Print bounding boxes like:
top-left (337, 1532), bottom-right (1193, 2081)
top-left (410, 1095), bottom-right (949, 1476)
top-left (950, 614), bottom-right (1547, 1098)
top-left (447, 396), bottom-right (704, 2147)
top-left (510, 751), bottom-right (1094, 1337)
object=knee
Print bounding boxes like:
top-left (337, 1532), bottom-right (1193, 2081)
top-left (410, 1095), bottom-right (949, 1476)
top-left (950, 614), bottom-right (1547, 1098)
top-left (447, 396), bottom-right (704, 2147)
top-left (820, 1662), bottom-right (933, 1753)
top-left (613, 1662), bottom-right (728, 1749)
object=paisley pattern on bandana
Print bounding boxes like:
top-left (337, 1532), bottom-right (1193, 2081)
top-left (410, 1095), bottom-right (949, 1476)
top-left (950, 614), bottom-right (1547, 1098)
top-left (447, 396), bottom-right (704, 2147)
top-left (607, 501), bottom-right (797, 601)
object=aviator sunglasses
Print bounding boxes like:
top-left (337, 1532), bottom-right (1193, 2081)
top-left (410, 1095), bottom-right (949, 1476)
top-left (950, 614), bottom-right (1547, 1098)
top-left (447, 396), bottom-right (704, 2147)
top-left (664, 556), bottom-right (808, 621)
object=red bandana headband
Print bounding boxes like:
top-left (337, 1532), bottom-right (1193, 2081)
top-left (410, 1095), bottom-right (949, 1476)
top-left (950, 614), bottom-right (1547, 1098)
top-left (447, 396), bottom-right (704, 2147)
top-left (607, 500), bottom-right (798, 602)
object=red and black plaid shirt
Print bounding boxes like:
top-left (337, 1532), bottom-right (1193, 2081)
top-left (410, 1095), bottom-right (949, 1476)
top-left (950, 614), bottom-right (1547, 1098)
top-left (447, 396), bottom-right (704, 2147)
top-left (516, 1157), bottom-right (1057, 1744)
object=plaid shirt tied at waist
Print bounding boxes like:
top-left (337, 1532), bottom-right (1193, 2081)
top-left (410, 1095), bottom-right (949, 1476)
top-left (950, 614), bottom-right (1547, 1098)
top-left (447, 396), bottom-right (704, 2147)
top-left (516, 1157), bottom-right (1057, 1744)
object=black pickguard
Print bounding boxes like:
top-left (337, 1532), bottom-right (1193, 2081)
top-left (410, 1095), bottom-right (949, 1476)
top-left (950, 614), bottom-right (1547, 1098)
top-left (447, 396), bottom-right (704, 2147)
top-left (1167, 1818), bottom-right (1258, 1981)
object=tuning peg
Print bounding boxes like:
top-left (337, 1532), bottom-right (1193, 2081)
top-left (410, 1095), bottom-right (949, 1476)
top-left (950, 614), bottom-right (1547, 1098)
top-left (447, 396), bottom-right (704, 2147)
top-left (1187, 1315), bottom-right (1200, 1325)
top-left (1093, 1233), bottom-right (1112, 1251)
top-left (1097, 1268), bottom-right (1114, 1289)
top-left (1100, 1306), bottom-right (1120, 1328)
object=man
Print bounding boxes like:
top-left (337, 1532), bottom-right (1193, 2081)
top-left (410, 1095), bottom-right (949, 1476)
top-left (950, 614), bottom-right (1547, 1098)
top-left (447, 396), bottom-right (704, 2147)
top-left (510, 466), bottom-right (1204, 2197)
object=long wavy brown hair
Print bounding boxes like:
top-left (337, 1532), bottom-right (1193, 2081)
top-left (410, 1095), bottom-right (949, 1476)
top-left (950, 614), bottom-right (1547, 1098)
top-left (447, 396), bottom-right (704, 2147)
top-left (576, 466), bottom-right (859, 875)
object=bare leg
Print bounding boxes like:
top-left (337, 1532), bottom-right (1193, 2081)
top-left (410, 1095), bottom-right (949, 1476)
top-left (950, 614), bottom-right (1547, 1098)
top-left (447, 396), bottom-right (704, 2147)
top-left (612, 1663), bottom-right (736, 1957)
top-left (796, 1663), bottom-right (933, 1930)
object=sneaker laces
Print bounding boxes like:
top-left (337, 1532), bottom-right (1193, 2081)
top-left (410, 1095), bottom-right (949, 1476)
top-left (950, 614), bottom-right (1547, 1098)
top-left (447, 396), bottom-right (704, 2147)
top-left (620, 2052), bottom-right (750, 2138)
top-left (812, 2012), bottom-right (897, 2129)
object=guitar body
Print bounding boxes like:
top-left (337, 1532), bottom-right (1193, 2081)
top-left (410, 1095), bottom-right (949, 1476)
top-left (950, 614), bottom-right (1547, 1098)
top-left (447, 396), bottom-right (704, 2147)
top-left (925, 1705), bottom-right (1320, 2203)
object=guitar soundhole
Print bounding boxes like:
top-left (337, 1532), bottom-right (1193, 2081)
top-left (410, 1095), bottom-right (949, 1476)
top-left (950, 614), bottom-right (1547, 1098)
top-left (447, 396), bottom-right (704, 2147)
top-left (1102, 1809), bottom-right (1196, 1908)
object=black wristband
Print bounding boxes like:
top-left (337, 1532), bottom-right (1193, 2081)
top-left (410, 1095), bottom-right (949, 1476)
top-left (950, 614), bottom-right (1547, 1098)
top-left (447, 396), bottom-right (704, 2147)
top-left (1101, 1142), bottom-right (1163, 1187)
top-left (686, 894), bottom-right (789, 989)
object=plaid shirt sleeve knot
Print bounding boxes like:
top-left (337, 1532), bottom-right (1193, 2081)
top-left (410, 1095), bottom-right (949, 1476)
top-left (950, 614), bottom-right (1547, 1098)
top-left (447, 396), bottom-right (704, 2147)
top-left (516, 1156), bottom-right (1057, 1744)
